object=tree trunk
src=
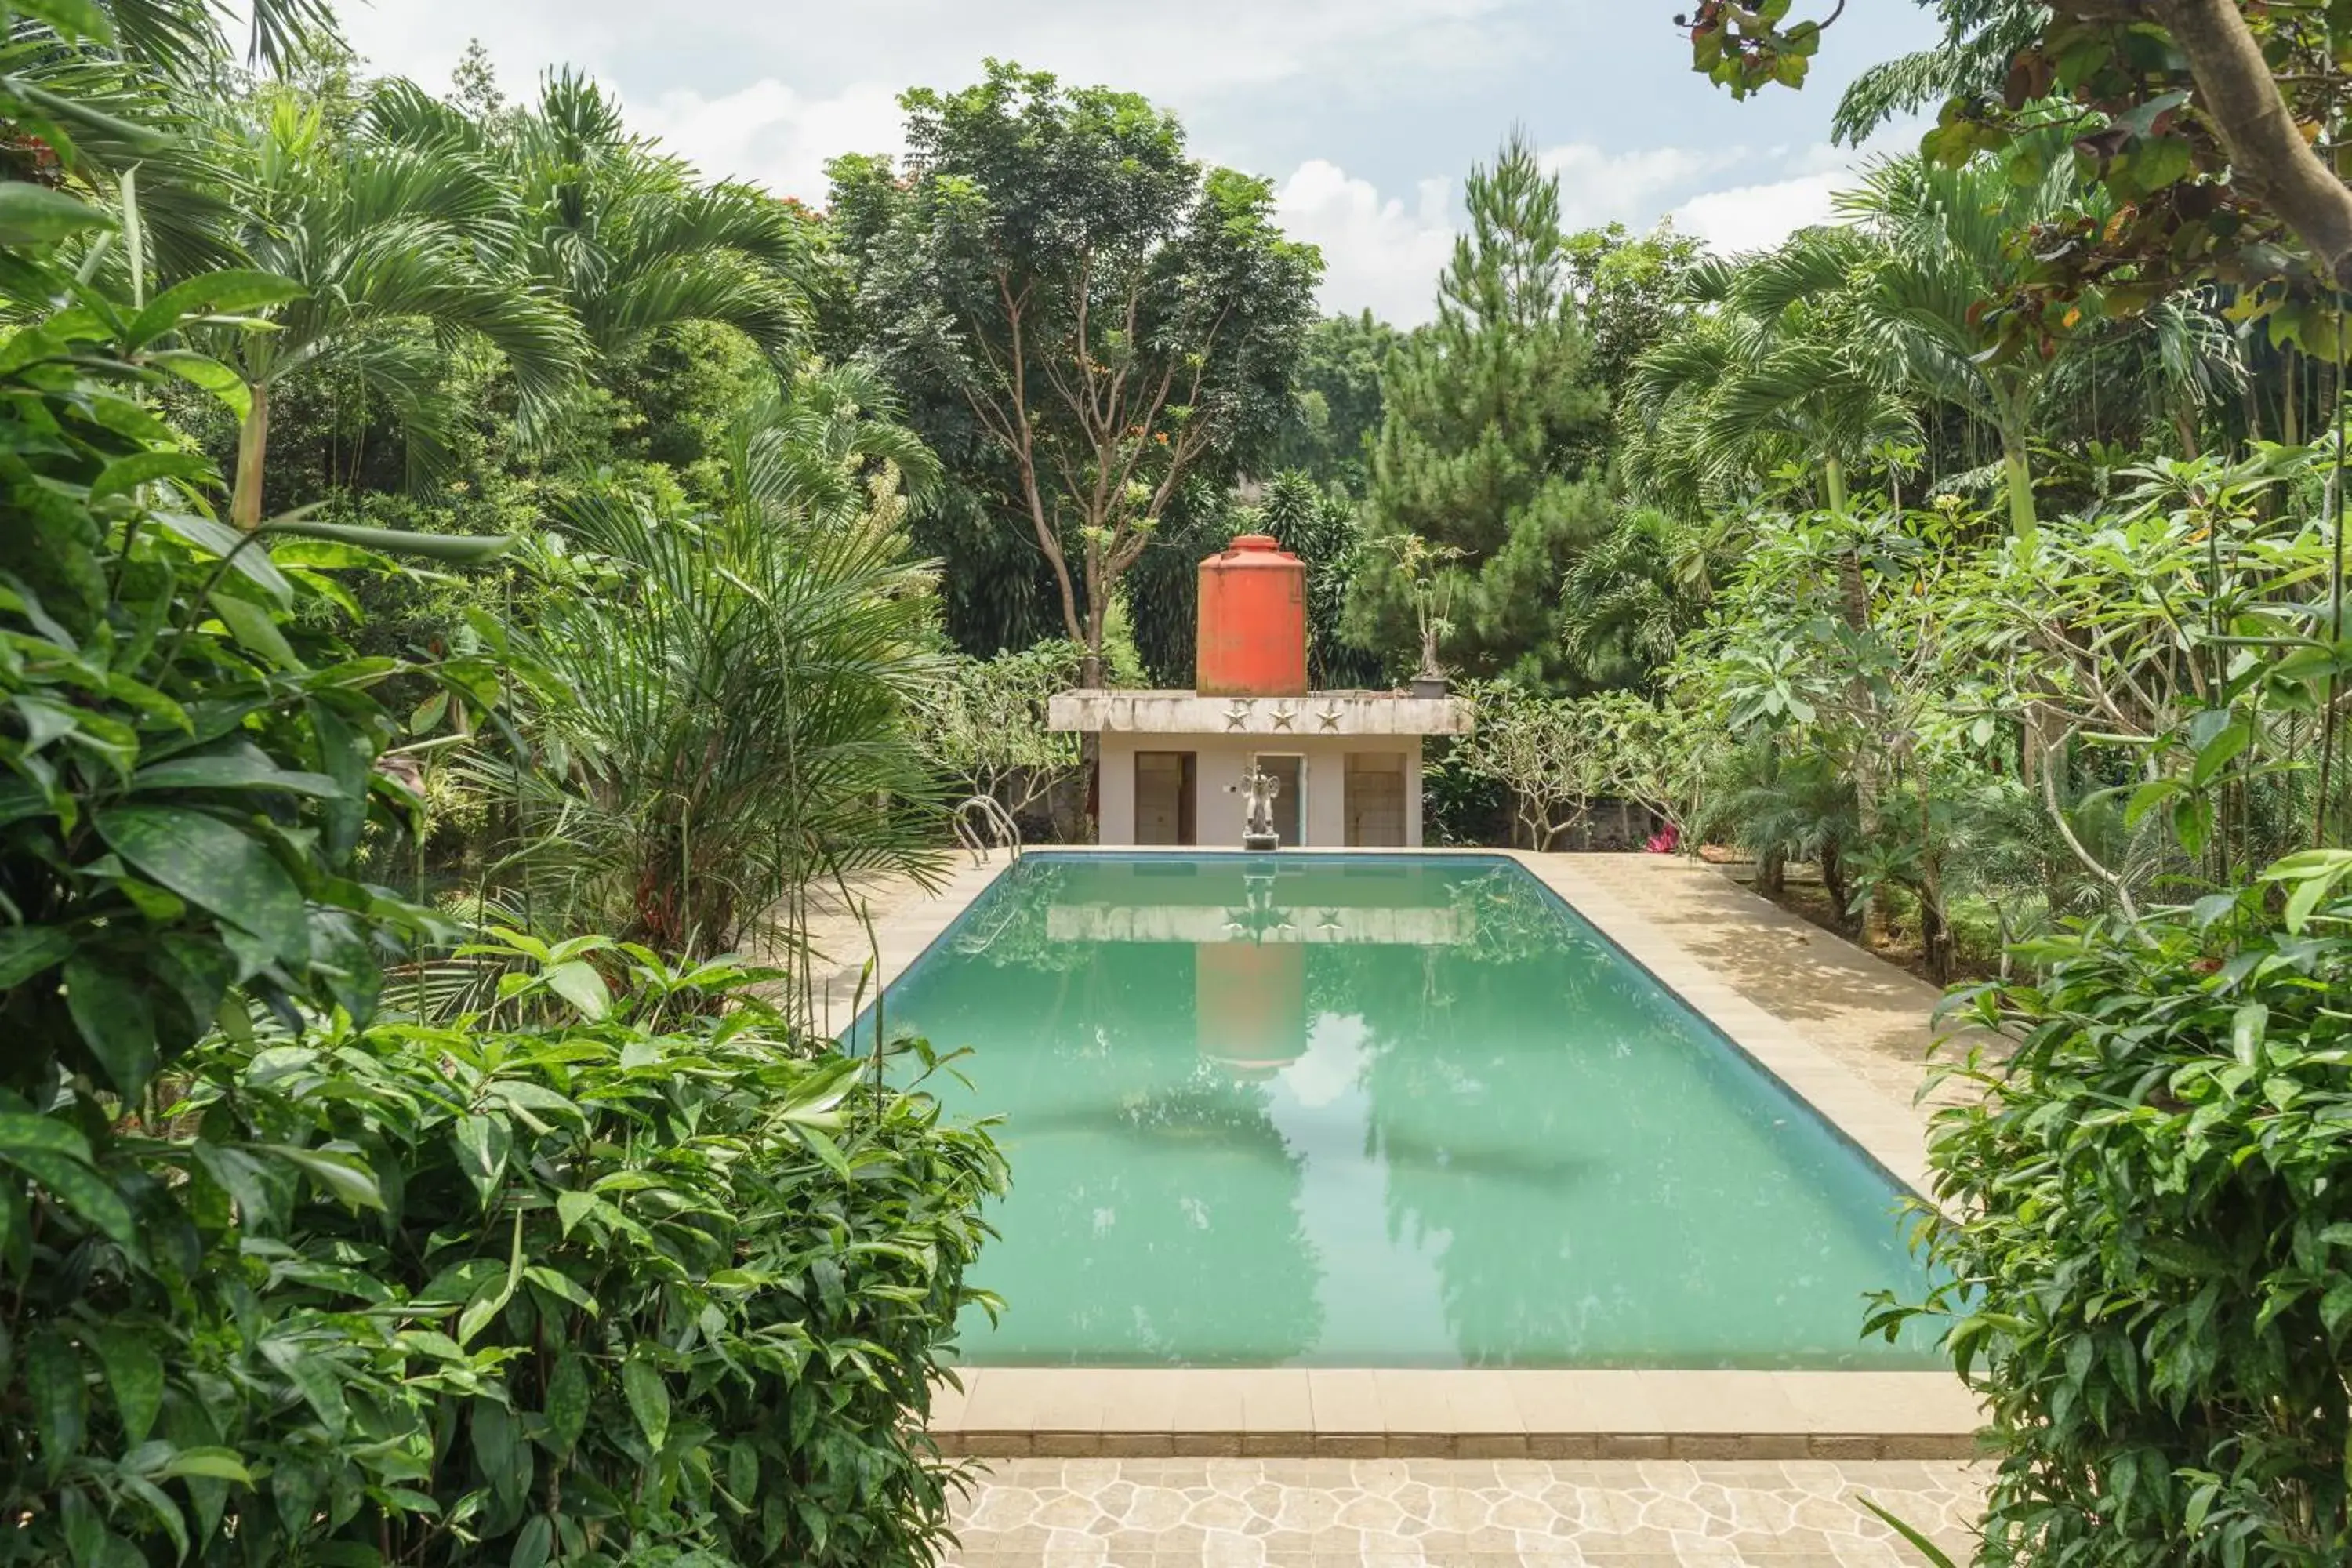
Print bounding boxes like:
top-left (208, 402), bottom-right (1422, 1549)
top-left (232, 381), bottom-right (271, 531)
top-left (1821, 841), bottom-right (1851, 932)
top-left (1916, 786), bottom-right (1954, 983)
top-left (1835, 545), bottom-right (1888, 944)
top-left (2001, 435), bottom-right (2036, 545)
top-left (2052, 0), bottom-right (2352, 291)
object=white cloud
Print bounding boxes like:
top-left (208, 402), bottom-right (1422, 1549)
top-left (1274, 160), bottom-right (1458, 325)
top-left (1669, 169), bottom-right (1849, 254)
top-left (632, 80), bottom-right (906, 201)
top-left (1666, 120), bottom-right (1922, 254)
top-left (1540, 143), bottom-right (1743, 232)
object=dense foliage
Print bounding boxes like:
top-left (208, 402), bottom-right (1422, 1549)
top-left (2, 9), bottom-right (1003, 1565)
top-left (1344, 134), bottom-right (1613, 687)
top-left (828, 62), bottom-right (1320, 684)
top-left (1880, 862), bottom-right (2352, 1565)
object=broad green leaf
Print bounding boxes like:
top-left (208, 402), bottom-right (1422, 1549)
top-left (90, 1325), bottom-right (162, 1445)
top-left (796, 1123), bottom-right (854, 1181)
top-left (10, 1147), bottom-right (142, 1241)
top-left (146, 351), bottom-right (250, 422)
top-left (119, 1474), bottom-right (188, 1562)
top-left (152, 513), bottom-right (293, 605)
top-left (63, 953), bottom-right (158, 1098)
top-left (456, 1214), bottom-right (523, 1346)
top-left (207, 590), bottom-right (303, 671)
top-left (554, 1189), bottom-right (597, 1236)
top-left (0, 1112), bottom-right (92, 1163)
top-left (541, 1353), bottom-right (589, 1457)
top-left (90, 450), bottom-right (212, 504)
top-left (2232, 1004), bottom-right (2269, 1068)
top-left (622, 1350), bottom-right (670, 1453)
top-left (0, 926), bottom-right (71, 989)
top-left (25, 1329), bottom-right (85, 1476)
top-left (260, 1339), bottom-right (348, 1432)
top-left (260, 1145), bottom-right (385, 1211)
top-left (58, 1486), bottom-right (102, 1568)
top-left (132, 746), bottom-right (344, 797)
top-left (777, 1054), bottom-right (861, 1125)
top-left (260, 516), bottom-right (518, 564)
top-left (96, 805), bottom-right (309, 961)
top-left (0, 183), bottom-right (111, 247)
top-left (127, 270), bottom-right (304, 351)
top-left (542, 959), bottom-right (609, 1021)
top-left (157, 1448), bottom-right (253, 1484)
top-left (2190, 719), bottom-right (2252, 789)
top-left (508, 1515), bottom-right (552, 1568)
top-left (451, 1115), bottom-right (510, 1204)
top-left (524, 1265), bottom-right (597, 1314)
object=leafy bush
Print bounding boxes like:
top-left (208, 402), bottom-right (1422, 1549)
top-left (179, 937), bottom-right (1005, 1566)
top-left (1879, 852), bottom-right (2352, 1565)
top-left (1, 211), bottom-right (999, 1566)
top-left (0, 241), bottom-right (469, 1563)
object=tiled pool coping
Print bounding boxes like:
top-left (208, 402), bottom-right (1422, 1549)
top-left (827, 849), bottom-right (1981, 1462)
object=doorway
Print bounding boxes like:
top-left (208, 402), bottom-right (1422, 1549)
top-left (1345, 752), bottom-right (1406, 847)
top-left (1134, 751), bottom-right (1196, 845)
top-left (1252, 753), bottom-right (1304, 847)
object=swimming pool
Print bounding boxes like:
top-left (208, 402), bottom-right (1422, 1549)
top-left (857, 852), bottom-right (1938, 1370)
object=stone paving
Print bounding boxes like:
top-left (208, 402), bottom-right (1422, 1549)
top-left (1573, 857), bottom-right (1973, 1112)
top-left (945, 1457), bottom-right (1985, 1566)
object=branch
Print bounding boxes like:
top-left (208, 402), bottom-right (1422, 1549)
top-left (2065, 0), bottom-right (2352, 289)
top-left (2038, 722), bottom-right (2142, 925)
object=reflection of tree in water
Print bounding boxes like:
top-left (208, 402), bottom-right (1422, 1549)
top-left (946, 859), bottom-right (1096, 974)
top-left (888, 930), bottom-right (1323, 1366)
top-left (1338, 903), bottom-right (1730, 1367)
top-left (1447, 863), bottom-right (1579, 966)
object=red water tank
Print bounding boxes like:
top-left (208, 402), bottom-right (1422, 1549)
top-left (1196, 942), bottom-right (1307, 1081)
top-left (1197, 534), bottom-right (1308, 697)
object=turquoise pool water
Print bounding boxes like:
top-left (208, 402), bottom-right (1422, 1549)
top-left (858, 853), bottom-right (1937, 1370)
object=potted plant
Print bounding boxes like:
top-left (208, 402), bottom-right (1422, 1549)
top-left (1381, 532), bottom-right (1462, 698)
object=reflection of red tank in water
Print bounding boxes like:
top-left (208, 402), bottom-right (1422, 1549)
top-left (1196, 534), bottom-right (1307, 697)
top-left (1195, 942), bottom-right (1307, 1080)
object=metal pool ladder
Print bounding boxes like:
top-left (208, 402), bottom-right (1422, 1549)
top-left (953, 795), bottom-right (1023, 867)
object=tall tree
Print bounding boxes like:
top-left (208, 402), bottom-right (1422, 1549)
top-left (1624, 230), bottom-right (1912, 520)
top-left (1268, 310), bottom-right (1403, 493)
top-left (1344, 132), bottom-right (1613, 688)
top-left (365, 72), bottom-right (813, 375)
top-left (1838, 144), bottom-right (2105, 542)
top-left (835, 61), bottom-right (1321, 686)
top-left (192, 96), bottom-right (583, 527)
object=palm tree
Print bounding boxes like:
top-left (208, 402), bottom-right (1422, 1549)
top-left (494, 364), bottom-right (946, 987)
top-left (364, 72), bottom-right (811, 376)
top-left (187, 96), bottom-right (583, 525)
top-left (1624, 230), bottom-right (1914, 520)
top-left (1835, 143), bottom-right (2108, 543)
top-left (1558, 506), bottom-right (1716, 693)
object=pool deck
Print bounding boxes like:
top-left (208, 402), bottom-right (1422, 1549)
top-left (944, 1456), bottom-right (1985, 1566)
top-left (819, 849), bottom-right (1984, 1468)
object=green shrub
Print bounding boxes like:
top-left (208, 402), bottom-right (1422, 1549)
top-left (0, 225), bottom-right (1001, 1566)
top-left (0, 244), bottom-right (474, 1563)
top-left (177, 937), bottom-right (1005, 1566)
top-left (1878, 853), bottom-right (2352, 1565)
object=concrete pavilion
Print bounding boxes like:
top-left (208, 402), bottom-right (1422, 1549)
top-left (1047, 535), bottom-right (1472, 848)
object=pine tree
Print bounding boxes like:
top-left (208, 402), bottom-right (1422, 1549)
top-left (1344, 132), bottom-right (1613, 689)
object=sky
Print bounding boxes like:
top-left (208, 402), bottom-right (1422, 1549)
top-left (335, 1), bottom-right (1944, 326)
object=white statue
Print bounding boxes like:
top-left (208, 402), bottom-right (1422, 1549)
top-left (1239, 766), bottom-right (1281, 851)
